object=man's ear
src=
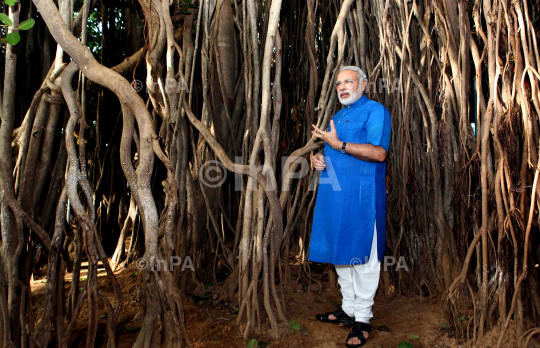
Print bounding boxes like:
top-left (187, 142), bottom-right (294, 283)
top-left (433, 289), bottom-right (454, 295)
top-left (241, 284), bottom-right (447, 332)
top-left (361, 79), bottom-right (368, 93)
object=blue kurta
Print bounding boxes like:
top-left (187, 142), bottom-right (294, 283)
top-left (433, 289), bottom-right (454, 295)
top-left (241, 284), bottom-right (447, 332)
top-left (308, 95), bottom-right (391, 265)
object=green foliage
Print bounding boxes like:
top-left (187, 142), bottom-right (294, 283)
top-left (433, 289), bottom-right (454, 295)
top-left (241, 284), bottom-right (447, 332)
top-left (288, 320), bottom-right (300, 333)
top-left (397, 343), bottom-right (414, 348)
top-left (4, 0), bottom-right (15, 6)
top-left (441, 322), bottom-right (449, 329)
top-left (0, 14), bottom-right (12, 26)
top-left (0, 13), bottom-right (35, 46)
top-left (406, 333), bottom-right (420, 340)
top-left (85, 8), bottom-right (103, 55)
top-left (19, 18), bottom-right (35, 30)
top-left (123, 326), bottom-right (141, 333)
top-left (247, 339), bottom-right (267, 347)
top-left (175, 0), bottom-right (198, 15)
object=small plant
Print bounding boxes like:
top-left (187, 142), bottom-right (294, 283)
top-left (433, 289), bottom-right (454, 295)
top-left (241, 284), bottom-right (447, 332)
top-left (288, 320), bottom-right (301, 333)
top-left (441, 322), bottom-right (449, 329)
top-left (174, 0), bottom-right (198, 15)
top-left (0, 4), bottom-right (35, 46)
top-left (397, 342), bottom-right (414, 348)
top-left (247, 339), bottom-right (267, 347)
top-left (406, 333), bottom-right (420, 340)
top-left (123, 326), bottom-right (141, 333)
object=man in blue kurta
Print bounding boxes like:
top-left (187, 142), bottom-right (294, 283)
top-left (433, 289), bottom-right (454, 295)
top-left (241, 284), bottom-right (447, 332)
top-left (309, 66), bottom-right (391, 348)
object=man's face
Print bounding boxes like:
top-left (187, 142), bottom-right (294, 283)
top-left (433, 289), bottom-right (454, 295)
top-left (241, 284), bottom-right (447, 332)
top-left (336, 70), bottom-right (366, 106)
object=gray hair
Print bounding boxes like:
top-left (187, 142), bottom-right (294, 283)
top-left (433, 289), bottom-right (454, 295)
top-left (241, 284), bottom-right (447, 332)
top-left (339, 66), bottom-right (367, 82)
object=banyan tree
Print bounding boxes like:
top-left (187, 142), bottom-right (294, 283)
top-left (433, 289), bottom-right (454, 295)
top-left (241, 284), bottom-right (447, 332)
top-left (0, 0), bottom-right (539, 346)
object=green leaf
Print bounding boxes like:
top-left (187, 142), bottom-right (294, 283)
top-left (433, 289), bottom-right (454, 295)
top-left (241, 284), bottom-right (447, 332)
top-left (181, 10), bottom-right (191, 15)
top-left (397, 343), bottom-right (414, 348)
top-left (441, 322), bottom-right (449, 329)
top-left (288, 320), bottom-right (301, 332)
top-left (100, 314), bottom-right (108, 319)
top-left (124, 326), bottom-right (141, 333)
top-left (4, 0), bottom-right (15, 6)
top-left (0, 14), bottom-right (13, 26)
top-left (19, 18), bottom-right (35, 30)
top-left (232, 306), bottom-right (239, 312)
top-left (198, 300), bottom-right (203, 306)
top-left (79, 287), bottom-right (83, 291)
top-left (133, 272), bottom-right (138, 276)
top-left (80, 276), bottom-right (87, 281)
top-left (406, 333), bottom-right (420, 340)
top-left (247, 339), bottom-right (258, 348)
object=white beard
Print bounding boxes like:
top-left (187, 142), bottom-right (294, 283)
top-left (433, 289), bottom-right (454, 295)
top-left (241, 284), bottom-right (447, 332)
top-left (338, 88), bottom-right (363, 106)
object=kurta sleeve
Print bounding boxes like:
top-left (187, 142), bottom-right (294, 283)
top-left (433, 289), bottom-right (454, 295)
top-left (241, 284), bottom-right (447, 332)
top-left (366, 105), bottom-right (391, 151)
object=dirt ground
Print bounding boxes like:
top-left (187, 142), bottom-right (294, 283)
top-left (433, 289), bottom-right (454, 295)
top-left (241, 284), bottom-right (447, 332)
top-left (30, 261), bottom-right (529, 348)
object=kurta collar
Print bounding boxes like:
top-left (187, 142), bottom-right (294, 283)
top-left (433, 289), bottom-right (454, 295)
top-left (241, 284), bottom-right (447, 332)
top-left (346, 94), bottom-right (368, 109)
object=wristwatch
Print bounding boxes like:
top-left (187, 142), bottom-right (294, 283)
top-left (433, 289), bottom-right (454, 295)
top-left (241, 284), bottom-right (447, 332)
top-left (340, 142), bottom-right (347, 154)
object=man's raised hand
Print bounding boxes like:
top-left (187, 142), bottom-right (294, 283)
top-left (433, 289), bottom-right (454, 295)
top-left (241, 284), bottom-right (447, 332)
top-left (311, 120), bottom-right (340, 150)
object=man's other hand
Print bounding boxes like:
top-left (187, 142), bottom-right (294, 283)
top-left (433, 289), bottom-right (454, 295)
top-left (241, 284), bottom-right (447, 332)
top-left (312, 153), bottom-right (326, 171)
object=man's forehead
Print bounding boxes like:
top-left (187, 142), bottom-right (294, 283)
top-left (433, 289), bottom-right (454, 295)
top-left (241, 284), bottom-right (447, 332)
top-left (336, 70), bottom-right (357, 80)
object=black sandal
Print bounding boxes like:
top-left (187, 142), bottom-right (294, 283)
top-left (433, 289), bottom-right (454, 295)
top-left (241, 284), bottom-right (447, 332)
top-left (315, 308), bottom-right (355, 325)
top-left (345, 322), bottom-right (371, 348)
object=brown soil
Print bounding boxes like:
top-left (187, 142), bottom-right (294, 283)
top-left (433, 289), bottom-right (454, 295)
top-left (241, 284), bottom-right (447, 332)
top-left (30, 262), bottom-right (527, 348)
